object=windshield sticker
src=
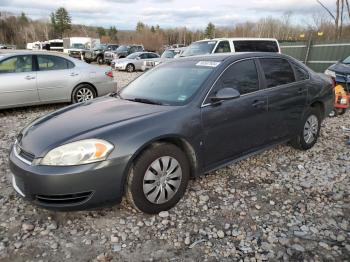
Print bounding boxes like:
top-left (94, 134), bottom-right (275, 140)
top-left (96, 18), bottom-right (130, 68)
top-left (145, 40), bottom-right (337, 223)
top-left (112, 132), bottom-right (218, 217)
top-left (196, 61), bottom-right (221, 67)
top-left (178, 95), bottom-right (187, 101)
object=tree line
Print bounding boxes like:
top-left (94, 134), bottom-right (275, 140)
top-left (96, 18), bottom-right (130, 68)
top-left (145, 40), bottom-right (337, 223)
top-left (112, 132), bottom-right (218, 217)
top-left (1, 2), bottom-right (350, 51)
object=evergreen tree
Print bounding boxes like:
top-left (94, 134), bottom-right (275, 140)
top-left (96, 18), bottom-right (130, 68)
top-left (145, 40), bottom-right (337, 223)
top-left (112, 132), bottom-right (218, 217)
top-left (205, 22), bottom-right (215, 38)
top-left (51, 7), bottom-right (71, 38)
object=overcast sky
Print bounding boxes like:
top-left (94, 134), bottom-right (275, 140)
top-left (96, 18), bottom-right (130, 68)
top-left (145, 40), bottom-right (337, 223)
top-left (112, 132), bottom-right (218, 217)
top-left (0, 0), bottom-right (336, 30)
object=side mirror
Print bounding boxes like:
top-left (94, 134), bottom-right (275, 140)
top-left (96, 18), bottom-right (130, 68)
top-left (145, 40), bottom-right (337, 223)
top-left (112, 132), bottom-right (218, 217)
top-left (136, 57), bottom-right (141, 60)
top-left (210, 88), bottom-right (240, 103)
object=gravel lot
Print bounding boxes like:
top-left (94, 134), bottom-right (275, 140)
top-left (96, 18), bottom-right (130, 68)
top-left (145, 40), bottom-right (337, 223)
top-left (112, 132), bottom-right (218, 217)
top-left (0, 70), bottom-right (349, 262)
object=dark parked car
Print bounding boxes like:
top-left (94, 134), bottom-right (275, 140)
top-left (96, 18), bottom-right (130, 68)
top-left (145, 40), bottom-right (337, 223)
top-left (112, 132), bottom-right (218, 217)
top-left (84, 44), bottom-right (119, 64)
top-left (9, 53), bottom-right (333, 214)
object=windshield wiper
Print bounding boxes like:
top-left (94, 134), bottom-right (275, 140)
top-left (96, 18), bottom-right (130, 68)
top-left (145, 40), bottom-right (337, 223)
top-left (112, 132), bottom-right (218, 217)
top-left (126, 97), bottom-right (163, 105)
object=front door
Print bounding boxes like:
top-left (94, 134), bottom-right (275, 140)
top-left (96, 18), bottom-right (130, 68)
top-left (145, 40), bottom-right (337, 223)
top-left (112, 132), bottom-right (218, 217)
top-left (0, 55), bottom-right (39, 108)
top-left (201, 59), bottom-right (269, 169)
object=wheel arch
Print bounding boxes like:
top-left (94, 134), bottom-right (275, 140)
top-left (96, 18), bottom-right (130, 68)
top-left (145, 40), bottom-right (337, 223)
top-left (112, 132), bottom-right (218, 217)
top-left (309, 100), bottom-right (325, 120)
top-left (127, 135), bottom-right (199, 179)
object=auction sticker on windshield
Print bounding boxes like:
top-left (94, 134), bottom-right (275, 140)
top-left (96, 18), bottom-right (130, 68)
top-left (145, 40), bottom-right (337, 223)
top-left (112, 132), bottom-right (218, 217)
top-left (196, 61), bottom-right (221, 67)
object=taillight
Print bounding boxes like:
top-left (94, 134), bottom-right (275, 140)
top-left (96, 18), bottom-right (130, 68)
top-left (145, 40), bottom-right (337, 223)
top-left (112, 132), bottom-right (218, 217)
top-left (105, 71), bottom-right (113, 78)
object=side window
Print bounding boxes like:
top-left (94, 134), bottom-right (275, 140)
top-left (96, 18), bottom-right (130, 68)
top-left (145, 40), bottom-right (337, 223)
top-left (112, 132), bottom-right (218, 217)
top-left (214, 41), bottom-right (231, 53)
top-left (0, 55), bottom-right (33, 74)
top-left (37, 55), bottom-right (70, 71)
top-left (139, 54), bottom-right (148, 59)
top-left (260, 58), bottom-right (295, 88)
top-left (212, 59), bottom-right (259, 96)
top-left (149, 53), bottom-right (158, 58)
top-left (293, 64), bottom-right (309, 81)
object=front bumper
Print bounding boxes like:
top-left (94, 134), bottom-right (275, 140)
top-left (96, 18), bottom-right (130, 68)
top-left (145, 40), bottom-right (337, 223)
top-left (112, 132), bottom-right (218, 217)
top-left (9, 146), bottom-right (131, 211)
top-left (113, 63), bottom-right (127, 71)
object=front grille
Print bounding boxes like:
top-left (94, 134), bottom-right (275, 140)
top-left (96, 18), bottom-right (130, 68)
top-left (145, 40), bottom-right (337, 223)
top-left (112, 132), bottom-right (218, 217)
top-left (36, 191), bottom-right (93, 206)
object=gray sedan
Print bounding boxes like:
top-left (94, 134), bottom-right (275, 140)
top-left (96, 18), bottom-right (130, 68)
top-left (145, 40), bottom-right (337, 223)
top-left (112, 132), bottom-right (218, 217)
top-left (0, 51), bottom-right (117, 109)
top-left (111, 52), bottom-right (159, 72)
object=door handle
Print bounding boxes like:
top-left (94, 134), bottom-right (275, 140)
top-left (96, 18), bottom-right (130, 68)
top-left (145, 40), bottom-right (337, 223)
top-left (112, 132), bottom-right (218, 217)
top-left (24, 76), bottom-right (35, 80)
top-left (252, 100), bottom-right (266, 108)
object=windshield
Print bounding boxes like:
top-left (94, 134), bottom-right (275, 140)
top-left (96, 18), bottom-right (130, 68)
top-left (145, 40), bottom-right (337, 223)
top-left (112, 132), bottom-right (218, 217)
top-left (117, 45), bottom-right (128, 52)
top-left (94, 44), bottom-right (107, 50)
top-left (126, 53), bottom-right (140, 59)
top-left (342, 56), bottom-right (350, 64)
top-left (120, 61), bottom-right (214, 105)
top-left (161, 50), bottom-right (176, 58)
top-left (181, 41), bottom-right (217, 57)
top-left (71, 43), bottom-right (85, 49)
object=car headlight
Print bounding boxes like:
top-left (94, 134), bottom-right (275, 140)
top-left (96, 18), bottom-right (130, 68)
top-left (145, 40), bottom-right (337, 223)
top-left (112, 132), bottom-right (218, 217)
top-left (324, 69), bottom-right (336, 78)
top-left (40, 139), bottom-right (114, 166)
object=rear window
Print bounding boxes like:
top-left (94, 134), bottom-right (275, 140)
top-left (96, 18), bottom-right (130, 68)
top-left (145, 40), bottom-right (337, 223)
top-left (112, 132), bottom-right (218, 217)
top-left (260, 58), bottom-right (295, 88)
top-left (233, 41), bottom-right (279, 53)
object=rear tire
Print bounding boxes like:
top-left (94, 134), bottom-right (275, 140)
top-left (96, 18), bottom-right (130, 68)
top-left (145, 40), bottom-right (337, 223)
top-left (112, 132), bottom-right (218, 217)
top-left (290, 107), bottom-right (321, 150)
top-left (126, 143), bottom-right (190, 214)
top-left (72, 84), bottom-right (96, 103)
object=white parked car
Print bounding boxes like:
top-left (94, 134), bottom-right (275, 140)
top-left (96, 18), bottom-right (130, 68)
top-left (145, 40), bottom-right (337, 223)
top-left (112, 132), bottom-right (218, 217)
top-left (141, 48), bottom-right (185, 71)
top-left (111, 52), bottom-right (159, 72)
top-left (0, 51), bottom-right (117, 109)
top-left (181, 38), bottom-right (281, 57)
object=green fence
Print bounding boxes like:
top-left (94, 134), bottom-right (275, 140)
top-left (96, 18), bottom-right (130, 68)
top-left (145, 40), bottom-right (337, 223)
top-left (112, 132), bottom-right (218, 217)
top-left (280, 41), bottom-right (350, 72)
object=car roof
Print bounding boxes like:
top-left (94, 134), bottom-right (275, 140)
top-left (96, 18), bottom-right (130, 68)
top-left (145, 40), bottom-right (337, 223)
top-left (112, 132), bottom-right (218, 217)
top-left (165, 52), bottom-right (292, 64)
top-left (195, 38), bottom-right (279, 42)
top-left (0, 50), bottom-right (80, 62)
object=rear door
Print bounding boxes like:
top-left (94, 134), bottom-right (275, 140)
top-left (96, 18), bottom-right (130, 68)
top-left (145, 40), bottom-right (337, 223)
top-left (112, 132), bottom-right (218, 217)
top-left (258, 57), bottom-right (308, 141)
top-left (0, 55), bottom-right (39, 108)
top-left (201, 59), bottom-right (269, 169)
top-left (35, 55), bottom-right (80, 102)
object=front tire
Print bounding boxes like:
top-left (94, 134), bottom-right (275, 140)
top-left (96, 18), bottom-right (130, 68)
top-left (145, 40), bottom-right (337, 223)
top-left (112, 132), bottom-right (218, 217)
top-left (97, 56), bottom-right (104, 65)
top-left (72, 84), bottom-right (96, 103)
top-left (126, 143), bottom-right (190, 214)
top-left (290, 107), bottom-right (321, 150)
top-left (126, 64), bottom-right (135, 73)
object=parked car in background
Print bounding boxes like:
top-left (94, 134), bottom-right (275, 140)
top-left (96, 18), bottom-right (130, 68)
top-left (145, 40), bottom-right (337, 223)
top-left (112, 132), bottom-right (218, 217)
top-left (0, 44), bottom-right (7, 49)
top-left (104, 45), bottom-right (144, 65)
top-left (181, 38), bottom-right (280, 57)
top-left (112, 51), bottom-right (159, 72)
top-left (67, 43), bottom-right (87, 60)
top-left (0, 51), bottom-right (117, 109)
top-left (9, 52), bottom-right (333, 213)
top-left (141, 48), bottom-right (184, 71)
top-left (324, 56), bottom-right (350, 115)
top-left (84, 44), bottom-right (119, 64)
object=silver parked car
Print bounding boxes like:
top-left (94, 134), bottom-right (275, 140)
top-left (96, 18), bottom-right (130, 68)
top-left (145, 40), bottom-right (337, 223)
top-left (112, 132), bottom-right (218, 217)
top-left (141, 48), bottom-right (185, 71)
top-left (111, 52), bottom-right (159, 72)
top-left (0, 51), bottom-right (117, 109)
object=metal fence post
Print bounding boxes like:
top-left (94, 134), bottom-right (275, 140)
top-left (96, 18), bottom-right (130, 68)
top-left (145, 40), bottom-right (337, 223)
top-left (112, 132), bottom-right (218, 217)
top-left (304, 33), bottom-right (313, 65)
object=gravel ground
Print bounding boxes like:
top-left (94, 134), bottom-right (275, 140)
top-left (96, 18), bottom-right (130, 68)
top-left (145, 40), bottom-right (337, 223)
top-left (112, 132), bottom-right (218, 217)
top-left (0, 70), bottom-right (349, 262)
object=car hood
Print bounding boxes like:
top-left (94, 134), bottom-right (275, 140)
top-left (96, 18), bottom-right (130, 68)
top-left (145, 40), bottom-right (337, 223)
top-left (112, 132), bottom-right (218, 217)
top-left (19, 97), bottom-right (171, 157)
top-left (328, 62), bottom-right (350, 74)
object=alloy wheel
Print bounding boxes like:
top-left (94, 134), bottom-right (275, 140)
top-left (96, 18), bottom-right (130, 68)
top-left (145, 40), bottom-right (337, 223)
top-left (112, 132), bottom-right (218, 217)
top-left (76, 88), bottom-right (94, 102)
top-left (303, 115), bottom-right (319, 144)
top-left (143, 156), bottom-right (182, 204)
